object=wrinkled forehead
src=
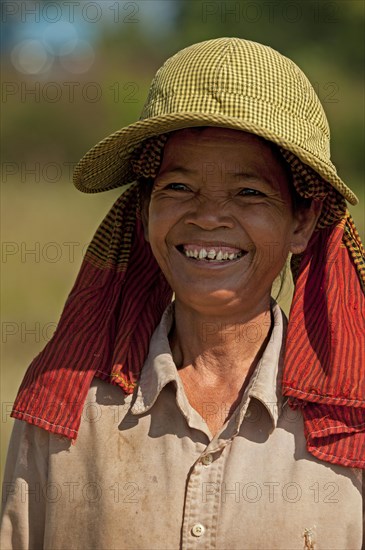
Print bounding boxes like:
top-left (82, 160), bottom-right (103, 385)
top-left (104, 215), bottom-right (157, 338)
top-left (161, 126), bottom-right (292, 182)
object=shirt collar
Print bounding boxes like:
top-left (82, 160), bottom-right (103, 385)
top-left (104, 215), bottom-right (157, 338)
top-left (131, 303), bottom-right (177, 415)
top-left (246, 300), bottom-right (287, 426)
top-left (131, 300), bottom-right (287, 427)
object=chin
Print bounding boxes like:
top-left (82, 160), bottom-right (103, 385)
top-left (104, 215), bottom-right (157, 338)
top-left (174, 283), bottom-right (273, 312)
top-left (176, 288), bottom-right (247, 309)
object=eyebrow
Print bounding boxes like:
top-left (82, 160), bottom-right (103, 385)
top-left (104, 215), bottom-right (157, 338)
top-left (231, 171), bottom-right (276, 189)
top-left (157, 166), bottom-right (195, 177)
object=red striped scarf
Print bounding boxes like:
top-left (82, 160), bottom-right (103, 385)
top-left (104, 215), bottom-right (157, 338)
top-left (283, 217), bottom-right (365, 468)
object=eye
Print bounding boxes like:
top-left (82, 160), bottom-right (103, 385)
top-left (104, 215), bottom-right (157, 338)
top-left (165, 183), bottom-right (191, 192)
top-left (238, 188), bottom-right (265, 197)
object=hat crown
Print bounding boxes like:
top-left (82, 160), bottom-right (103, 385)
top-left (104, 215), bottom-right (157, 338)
top-left (73, 37), bottom-right (357, 205)
top-left (141, 37), bottom-right (330, 159)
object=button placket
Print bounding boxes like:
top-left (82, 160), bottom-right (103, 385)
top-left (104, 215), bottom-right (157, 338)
top-left (181, 449), bottom-right (224, 549)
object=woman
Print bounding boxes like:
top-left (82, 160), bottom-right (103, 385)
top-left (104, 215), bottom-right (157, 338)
top-left (1, 38), bottom-right (364, 549)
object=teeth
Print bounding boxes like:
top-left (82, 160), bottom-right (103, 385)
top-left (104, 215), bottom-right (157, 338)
top-left (183, 247), bottom-right (243, 262)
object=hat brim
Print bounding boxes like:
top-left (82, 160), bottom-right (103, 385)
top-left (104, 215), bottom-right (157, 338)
top-left (73, 113), bottom-right (358, 206)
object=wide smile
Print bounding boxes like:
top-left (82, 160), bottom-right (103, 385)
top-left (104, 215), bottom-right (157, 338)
top-left (175, 243), bottom-right (248, 264)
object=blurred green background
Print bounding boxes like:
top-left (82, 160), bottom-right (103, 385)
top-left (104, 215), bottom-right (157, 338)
top-left (1, 0), bottom-right (364, 481)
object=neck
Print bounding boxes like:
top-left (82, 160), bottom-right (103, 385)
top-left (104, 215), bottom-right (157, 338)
top-left (170, 298), bottom-right (273, 387)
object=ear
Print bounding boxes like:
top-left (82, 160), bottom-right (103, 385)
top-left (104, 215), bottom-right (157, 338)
top-left (289, 200), bottom-right (323, 255)
top-left (140, 194), bottom-right (150, 242)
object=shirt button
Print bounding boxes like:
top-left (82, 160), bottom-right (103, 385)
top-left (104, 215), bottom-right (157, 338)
top-left (191, 523), bottom-right (205, 537)
top-left (201, 454), bottom-right (213, 466)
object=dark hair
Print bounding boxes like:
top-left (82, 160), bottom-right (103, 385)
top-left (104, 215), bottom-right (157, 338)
top-left (289, 180), bottom-right (313, 213)
top-left (138, 176), bottom-right (154, 204)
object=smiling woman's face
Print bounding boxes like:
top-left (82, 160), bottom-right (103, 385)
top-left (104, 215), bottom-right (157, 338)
top-left (143, 127), bottom-right (313, 316)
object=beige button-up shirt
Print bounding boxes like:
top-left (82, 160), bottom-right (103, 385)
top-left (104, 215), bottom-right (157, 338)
top-left (1, 302), bottom-right (363, 549)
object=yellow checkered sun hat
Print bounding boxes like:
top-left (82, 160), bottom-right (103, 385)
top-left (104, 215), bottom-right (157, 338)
top-left (73, 37), bottom-right (358, 205)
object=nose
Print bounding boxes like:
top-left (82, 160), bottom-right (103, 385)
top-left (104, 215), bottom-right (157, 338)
top-left (184, 198), bottom-right (235, 230)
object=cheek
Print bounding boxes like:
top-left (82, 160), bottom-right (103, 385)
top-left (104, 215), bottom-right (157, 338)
top-left (242, 207), bottom-right (294, 265)
top-left (243, 205), bottom-right (292, 238)
top-left (147, 202), bottom-right (175, 250)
